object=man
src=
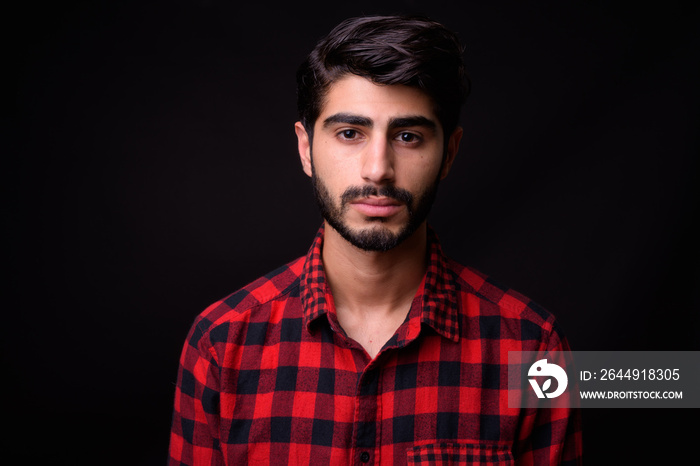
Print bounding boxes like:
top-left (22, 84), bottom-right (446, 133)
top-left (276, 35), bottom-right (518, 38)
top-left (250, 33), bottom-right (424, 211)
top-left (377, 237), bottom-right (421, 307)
top-left (169, 15), bottom-right (582, 465)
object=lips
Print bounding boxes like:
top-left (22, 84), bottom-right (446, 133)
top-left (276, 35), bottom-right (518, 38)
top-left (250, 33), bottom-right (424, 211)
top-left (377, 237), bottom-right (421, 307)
top-left (349, 197), bottom-right (404, 217)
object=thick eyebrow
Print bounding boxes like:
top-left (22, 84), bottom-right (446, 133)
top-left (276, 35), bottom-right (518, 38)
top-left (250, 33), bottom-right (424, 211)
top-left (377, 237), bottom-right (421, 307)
top-left (388, 115), bottom-right (437, 132)
top-left (323, 113), bottom-right (373, 128)
top-left (322, 113), bottom-right (437, 132)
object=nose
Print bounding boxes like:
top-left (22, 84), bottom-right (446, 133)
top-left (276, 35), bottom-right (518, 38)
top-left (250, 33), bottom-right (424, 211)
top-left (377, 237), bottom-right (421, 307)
top-left (360, 138), bottom-right (395, 184)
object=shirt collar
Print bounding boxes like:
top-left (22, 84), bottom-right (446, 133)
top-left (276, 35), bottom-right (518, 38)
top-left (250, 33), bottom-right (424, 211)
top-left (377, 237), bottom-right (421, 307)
top-left (300, 224), bottom-right (460, 343)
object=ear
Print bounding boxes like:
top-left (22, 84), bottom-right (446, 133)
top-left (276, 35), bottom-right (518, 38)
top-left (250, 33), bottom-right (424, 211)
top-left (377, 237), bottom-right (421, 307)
top-left (440, 126), bottom-right (463, 180)
top-left (295, 121), bottom-right (313, 178)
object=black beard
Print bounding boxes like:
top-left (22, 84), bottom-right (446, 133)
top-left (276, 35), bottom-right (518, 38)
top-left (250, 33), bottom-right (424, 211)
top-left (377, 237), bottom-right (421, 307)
top-left (311, 167), bottom-right (440, 252)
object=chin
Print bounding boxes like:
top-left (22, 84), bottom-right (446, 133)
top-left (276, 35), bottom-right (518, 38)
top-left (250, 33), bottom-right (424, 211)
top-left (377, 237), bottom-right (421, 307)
top-left (332, 219), bottom-right (417, 252)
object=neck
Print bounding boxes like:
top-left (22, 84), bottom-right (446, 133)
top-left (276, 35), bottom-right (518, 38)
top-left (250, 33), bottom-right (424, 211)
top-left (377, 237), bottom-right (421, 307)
top-left (321, 222), bottom-right (428, 317)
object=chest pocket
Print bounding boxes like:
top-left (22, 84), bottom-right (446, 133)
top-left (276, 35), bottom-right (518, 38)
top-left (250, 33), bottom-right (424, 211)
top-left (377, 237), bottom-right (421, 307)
top-left (407, 443), bottom-right (514, 465)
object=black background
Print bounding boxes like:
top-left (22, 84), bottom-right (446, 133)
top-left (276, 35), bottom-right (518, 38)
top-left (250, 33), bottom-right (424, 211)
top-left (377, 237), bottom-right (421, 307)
top-left (8, 0), bottom-right (699, 464)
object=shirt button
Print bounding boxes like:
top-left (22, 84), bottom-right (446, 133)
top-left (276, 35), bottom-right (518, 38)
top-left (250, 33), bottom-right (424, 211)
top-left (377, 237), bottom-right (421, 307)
top-left (360, 451), bottom-right (370, 463)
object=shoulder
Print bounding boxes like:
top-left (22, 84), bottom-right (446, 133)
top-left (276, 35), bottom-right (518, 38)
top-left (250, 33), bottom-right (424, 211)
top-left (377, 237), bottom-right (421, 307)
top-left (445, 258), bottom-right (568, 348)
top-left (186, 256), bottom-right (305, 350)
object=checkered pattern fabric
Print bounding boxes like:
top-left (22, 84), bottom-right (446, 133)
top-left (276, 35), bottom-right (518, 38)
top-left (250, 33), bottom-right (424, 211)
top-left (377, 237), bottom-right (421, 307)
top-left (169, 226), bottom-right (582, 465)
top-left (407, 443), bottom-right (514, 465)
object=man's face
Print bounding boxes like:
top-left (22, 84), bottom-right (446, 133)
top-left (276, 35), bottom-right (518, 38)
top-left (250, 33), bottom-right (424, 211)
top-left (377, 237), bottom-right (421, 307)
top-left (295, 75), bottom-right (461, 251)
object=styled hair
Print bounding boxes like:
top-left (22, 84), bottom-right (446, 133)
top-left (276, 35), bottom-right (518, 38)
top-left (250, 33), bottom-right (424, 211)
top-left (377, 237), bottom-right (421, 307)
top-left (296, 15), bottom-right (470, 139)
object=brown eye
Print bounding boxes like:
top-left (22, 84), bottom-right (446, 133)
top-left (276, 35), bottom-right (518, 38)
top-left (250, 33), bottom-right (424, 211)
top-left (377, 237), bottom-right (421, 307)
top-left (397, 132), bottom-right (419, 143)
top-left (340, 129), bottom-right (357, 139)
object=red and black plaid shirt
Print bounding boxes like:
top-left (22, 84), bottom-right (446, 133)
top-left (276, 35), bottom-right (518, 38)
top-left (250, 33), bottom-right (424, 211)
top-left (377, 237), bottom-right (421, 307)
top-left (169, 227), bottom-right (582, 465)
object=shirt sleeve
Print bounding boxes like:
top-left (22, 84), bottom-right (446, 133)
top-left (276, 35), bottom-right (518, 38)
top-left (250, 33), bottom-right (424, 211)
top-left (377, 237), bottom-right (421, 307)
top-left (514, 320), bottom-right (584, 465)
top-left (169, 317), bottom-right (225, 465)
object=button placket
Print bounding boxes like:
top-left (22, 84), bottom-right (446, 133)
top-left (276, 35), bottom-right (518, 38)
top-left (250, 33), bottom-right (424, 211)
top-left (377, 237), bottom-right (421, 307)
top-left (354, 366), bottom-right (379, 465)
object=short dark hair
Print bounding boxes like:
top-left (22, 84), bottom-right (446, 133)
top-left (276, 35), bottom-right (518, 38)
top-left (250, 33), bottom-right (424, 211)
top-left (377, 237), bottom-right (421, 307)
top-left (296, 15), bottom-right (470, 139)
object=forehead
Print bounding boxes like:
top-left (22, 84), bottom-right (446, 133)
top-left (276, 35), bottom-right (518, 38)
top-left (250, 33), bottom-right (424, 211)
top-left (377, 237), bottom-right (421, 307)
top-left (317, 75), bottom-right (438, 127)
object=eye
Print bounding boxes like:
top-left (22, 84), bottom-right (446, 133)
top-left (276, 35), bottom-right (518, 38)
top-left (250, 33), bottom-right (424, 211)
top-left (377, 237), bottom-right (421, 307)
top-left (395, 132), bottom-right (421, 144)
top-left (338, 129), bottom-right (358, 140)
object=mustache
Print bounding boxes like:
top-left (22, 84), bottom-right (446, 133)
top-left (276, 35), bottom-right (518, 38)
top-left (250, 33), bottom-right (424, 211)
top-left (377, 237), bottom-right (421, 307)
top-left (340, 185), bottom-right (413, 207)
